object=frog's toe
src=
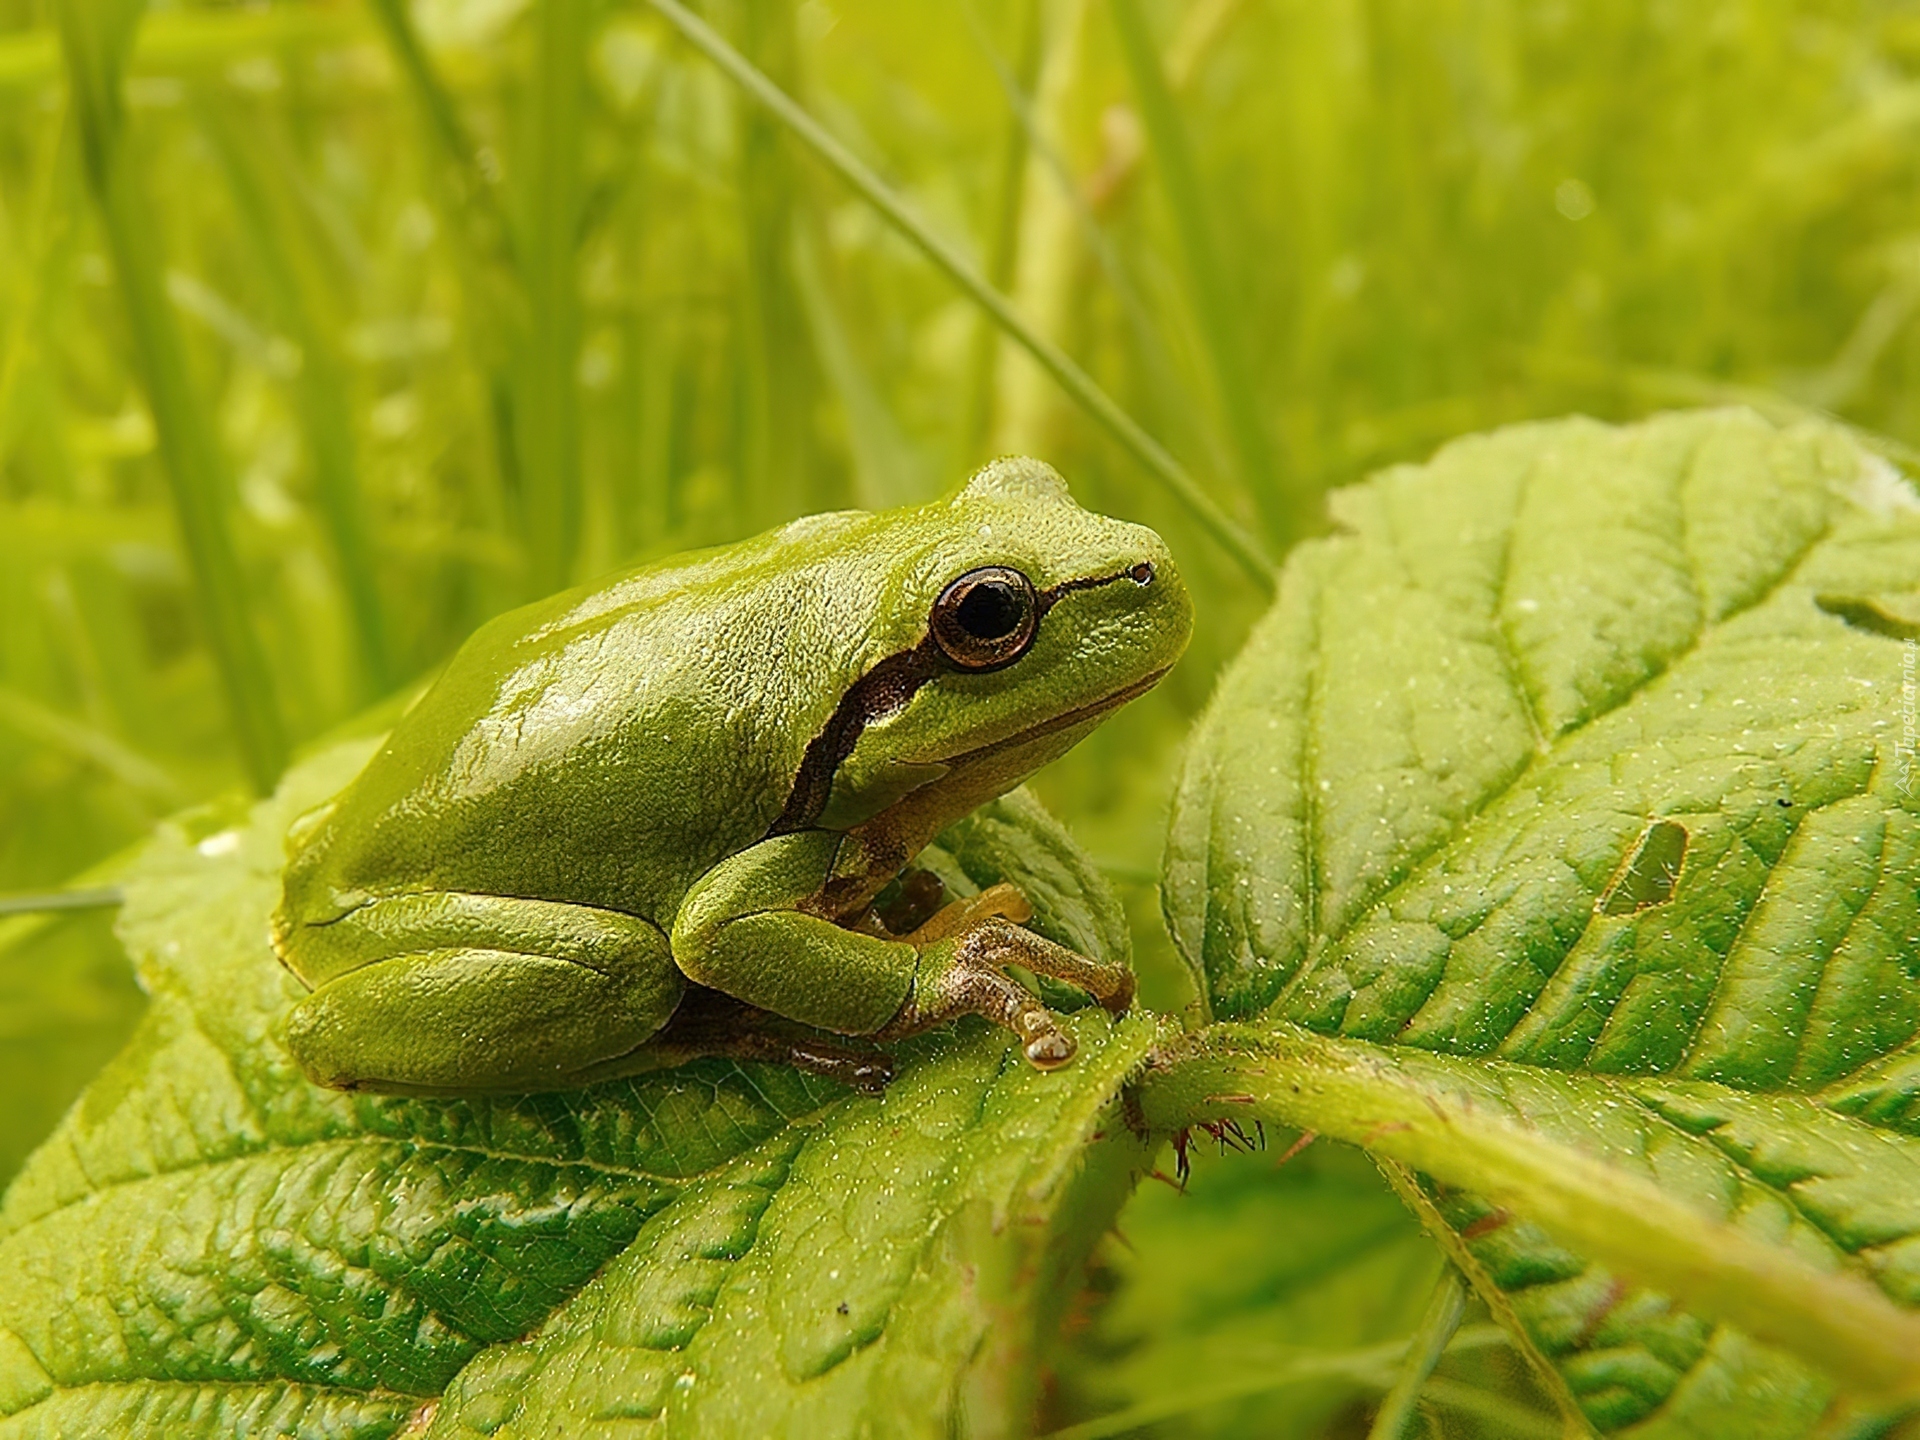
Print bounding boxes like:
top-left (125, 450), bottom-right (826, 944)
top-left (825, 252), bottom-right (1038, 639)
top-left (1020, 1020), bottom-right (1076, 1070)
top-left (877, 935), bottom-right (1082, 1071)
top-left (791, 1043), bottom-right (895, 1093)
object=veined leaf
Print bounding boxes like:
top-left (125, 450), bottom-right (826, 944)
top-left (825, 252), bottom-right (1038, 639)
top-left (0, 741), bottom-right (1153, 1439)
top-left (1157, 408), bottom-right (1920, 1433)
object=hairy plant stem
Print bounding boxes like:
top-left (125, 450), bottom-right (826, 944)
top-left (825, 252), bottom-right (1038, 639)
top-left (1137, 1022), bottom-right (1920, 1401)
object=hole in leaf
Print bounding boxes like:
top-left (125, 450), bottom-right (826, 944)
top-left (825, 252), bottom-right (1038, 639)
top-left (1599, 820), bottom-right (1688, 915)
top-left (1815, 592), bottom-right (1920, 641)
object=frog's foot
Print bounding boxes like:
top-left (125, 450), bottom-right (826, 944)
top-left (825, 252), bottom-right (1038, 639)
top-left (640, 990), bottom-right (895, 1094)
top-left (898, 881), bottom-right (1032, 945)
top-left (875, 916), bottom-right (1136, 1071)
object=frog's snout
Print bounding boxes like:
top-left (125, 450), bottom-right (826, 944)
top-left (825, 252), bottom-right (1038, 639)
top-left (1110, 535), bottom-right (1193, 670)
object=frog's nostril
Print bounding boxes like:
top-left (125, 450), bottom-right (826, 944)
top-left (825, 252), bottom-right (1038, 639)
top-left (1129, 562), bottom-right (1155, 586)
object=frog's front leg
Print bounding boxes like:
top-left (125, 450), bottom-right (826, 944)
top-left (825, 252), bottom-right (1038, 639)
top-left (877, 903), bottom-right (1137, 1065)
top-left (279, 892), bottom-right (684, 1095)
top-left (671, 833), bottom-right (1134, 1070)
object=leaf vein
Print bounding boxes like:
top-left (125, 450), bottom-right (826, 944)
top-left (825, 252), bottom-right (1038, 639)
top-left (1619, 1092), bottom-right (1905, 1273)
top-left (1285, 510), bottom-right (1837, 1046)
top-left (1491, 451), bottom-right (1551, 752)
top-left (1, 1132), bottom-right (689, 1247)
top-left (1786, 815), bottom-right (1891, 1086)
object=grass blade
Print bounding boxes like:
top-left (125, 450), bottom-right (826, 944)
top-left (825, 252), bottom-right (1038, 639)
top-left (365, 0), bottom-right (527, 576)
top-left (0, 886), bottom-right (124, 919)
top-left (792, 223), bottom-right (927, 508)
top-left (966, 2), bottom-right (1202, 473)
top-left (54, 0), bottom-right (287, 794)
top-left (732, 0), bottom-right (821, 530)
top-left (1108, 0), bottom-right (1295, 544)
top-left (962, 0), bottom-right (1043, 455)
top-left (515, 0), bottom-right (588, 591)
top-left (984, 0), bottom-right (1088, 459)
top-left (364, 0), bottom-right (515, 275)
top-left (0, 7), bottom-right (369, 94)
top-left (202, 100), bottom-right (393, 696)
top-left (0, 101), bottom-right (70, 464)
top-left (0, 687), bottom-right (181, 805)
top-left (1365, 1267), bottom-right (1470, 1440)
top-left (646, 0), bottom-right (1275, 590)
top-left (597, 178), bottom-right (672, 563)
top-left (1163, 0), bottom-right (1246, 85)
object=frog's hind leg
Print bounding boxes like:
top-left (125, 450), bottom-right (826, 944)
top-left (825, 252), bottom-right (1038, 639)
top-left (572, 989), bottom-right (895, 1095)
top-left (282, 893), bottom-right (684, 1096)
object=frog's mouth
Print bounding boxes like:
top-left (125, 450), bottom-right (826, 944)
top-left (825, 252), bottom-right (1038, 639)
top-left (923, 666), bottom-right (1169, 770)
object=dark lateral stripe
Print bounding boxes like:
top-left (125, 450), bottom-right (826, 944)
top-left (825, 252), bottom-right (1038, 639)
top-left (768, 637), bottom-right (942, 836)
top-left (765, 566), bottom-right (1143, 837)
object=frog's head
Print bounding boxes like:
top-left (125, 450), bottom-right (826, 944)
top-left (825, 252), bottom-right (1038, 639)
top-left (794, 457), bottom-right (1193, 849)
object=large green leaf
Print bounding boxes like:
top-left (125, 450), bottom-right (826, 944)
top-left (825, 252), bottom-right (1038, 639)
top-left (1156, 408), bottom-right (1920, 1433)
top-left (0, 741), bottom-right (1154, 1439)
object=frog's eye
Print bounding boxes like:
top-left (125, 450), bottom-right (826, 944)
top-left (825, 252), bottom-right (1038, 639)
top-left (930, 565), bottom-right (1039, 671)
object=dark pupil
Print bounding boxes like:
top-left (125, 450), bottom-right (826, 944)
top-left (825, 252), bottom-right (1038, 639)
top-left (955, 581), bottom-right (1023, 640)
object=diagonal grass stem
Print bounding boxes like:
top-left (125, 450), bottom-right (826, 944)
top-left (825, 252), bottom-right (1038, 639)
top-left (0, 687), bottom-right (183, 804)
top-left (515, 0), bottom-right (588, 592)
top-left (1366, 1266), bottom-right (1470, 1440)
top-left (0, 886), bottom-right (125, 919)
top-left (203, 102), bottom-right (393, 695)
top-left (646, 0), bottom-right (1274, 591)
top-left (55, 0), bottom-right (288, 794)
top-left (365, 0), bottom-right (515, 275)
top-left (1109, 0), bottom-right (1294, 545)
top-left (1037, 1325), bottom-right (1534, 1440)
top-left (366, 0), bottom-right (533, 581)
top-left (960, 0), bottom-right (1042, 457)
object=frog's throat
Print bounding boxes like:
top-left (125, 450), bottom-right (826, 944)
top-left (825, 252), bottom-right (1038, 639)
top-left (814, 666), bottom-right (1170, 921)
top-left (767, 565), bottom-right (1146, 837)
top-left (923, 665), bottom-right (1165, 770)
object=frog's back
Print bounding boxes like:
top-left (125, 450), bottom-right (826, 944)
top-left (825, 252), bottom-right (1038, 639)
top-left (284, 512), bottom-right (886, 928)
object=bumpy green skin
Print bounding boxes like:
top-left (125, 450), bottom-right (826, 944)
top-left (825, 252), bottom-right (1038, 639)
top-left (272, 459), bottom-right (1191, 1094)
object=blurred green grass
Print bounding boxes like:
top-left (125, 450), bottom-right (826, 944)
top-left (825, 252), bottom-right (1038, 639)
top-left (6, 1), bottom-right (1920, 1432)
top-left (17, 0), bottom-right (1920, 900)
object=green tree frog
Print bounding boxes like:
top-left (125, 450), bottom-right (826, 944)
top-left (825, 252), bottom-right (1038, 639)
top-left (271, 458), bottom-right (1191, 1095)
